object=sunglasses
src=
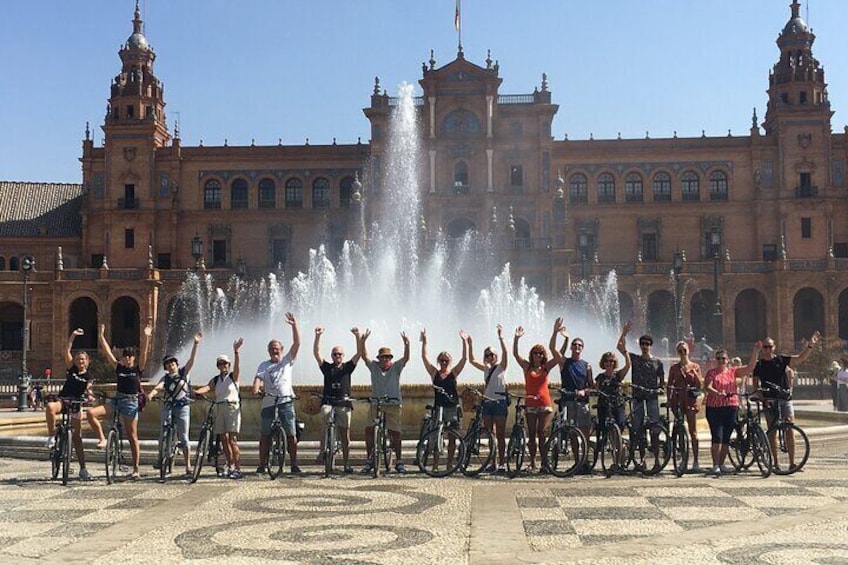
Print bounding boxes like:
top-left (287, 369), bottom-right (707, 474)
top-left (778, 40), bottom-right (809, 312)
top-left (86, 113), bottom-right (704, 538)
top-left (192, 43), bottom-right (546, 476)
top-left (331, 352), bottom-right (344, 357)
top-left (716, 356), bottom-right (728, 361)
top-left (763, 344), bottom-right (774, 349)
top-left (677, 349), bottom-right (687, 354)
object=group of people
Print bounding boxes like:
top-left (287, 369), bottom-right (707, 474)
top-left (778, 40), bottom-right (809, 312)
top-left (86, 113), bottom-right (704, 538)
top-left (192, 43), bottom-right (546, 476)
top-left (44, 312), bottom-right (821, 481)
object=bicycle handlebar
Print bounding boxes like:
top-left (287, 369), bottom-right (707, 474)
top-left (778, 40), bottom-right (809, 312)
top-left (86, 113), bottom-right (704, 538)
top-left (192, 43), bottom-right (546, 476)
top-left (465, 388), bottom-right (499, 403)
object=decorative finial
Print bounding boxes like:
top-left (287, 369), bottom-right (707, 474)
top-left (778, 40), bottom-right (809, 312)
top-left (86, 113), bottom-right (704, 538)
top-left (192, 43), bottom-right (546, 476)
top-left (485, 49), bottom-right (492, 69)
top-left (636, 249), bottom-right (643, 263)
top-left (251, 138), bottom-right (255, 146)
top-left (593, 251), bottom-right (599, 263)
top-left (727, 129), bottom-right (732, 137)
top-left (491, 206), bottom-right (498, 226)
top-left (752, 107), bottom-right (758, 129)
top-left (85, 122), bottom-right (90, 141)
top-left (554, 170), bottom-right (564, 200)
top-left (507, 207), bottom-right (516, 233)
top-left (780, 234), bottom-right (787, 259)
top-left (56, 246), bottom-right (64, 271)
top-left (617, 132), bottom-right (622, 140)
top-left (147, 245), bottom-right (154, 269)
top-left (101, 255), bottom-right (109, 270)
top-left (199, 139), bottom-right (203, 147)
top-left (681, 249), bottom-right (687, 262)
top-left (646, 131), bottom-right (650, 139)
top-left (673, 130), bottom-right (678, 138)
top-left (701, 130), bottom-right (706, 137)
top-left (305, 138), bottom-right (310, 145)
top-left (828, 245), bottom-right (835, 258)
top-left (278, 138), bottom-right (282, 146)
top-left (725, 248), bottom-right (732, 262)
top-left (419, 214), bottom-right (427, 234)
top-left (589, 133), bottom-right (594, 141)
top-left (224, 138), bottom-right (228, 147)
top-left (351, 172), bottom-right (362, 203)
top-left (541, 73), bottom-right (548, 92)
top-left (429, 49), bottom-right (436, 70)
top-left (373, 76), bottom-right (381, 96)
top-left (333, 137), bottom-right (337, 145)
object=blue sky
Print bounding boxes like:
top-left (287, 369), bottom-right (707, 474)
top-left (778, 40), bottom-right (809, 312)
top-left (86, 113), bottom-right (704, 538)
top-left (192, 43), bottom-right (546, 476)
top-left (2, 1), bottom-right (847, 183)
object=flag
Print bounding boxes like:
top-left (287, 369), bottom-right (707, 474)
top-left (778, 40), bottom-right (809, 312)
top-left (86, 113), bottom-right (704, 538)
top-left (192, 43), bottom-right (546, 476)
top-left (455, 0), bottom-right (461, 31)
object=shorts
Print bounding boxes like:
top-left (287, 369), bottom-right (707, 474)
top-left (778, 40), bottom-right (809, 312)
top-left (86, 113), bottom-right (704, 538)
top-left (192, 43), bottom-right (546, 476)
top-left (631, 397), bottom-right (660, 431)
top-left (109, 394), bottom-right (139, 421)
top-left (669, 393), bottom-right (700, 415)
top-left (261, 402), bottom-right (296, 437)
top-left (437, 405), bottom-right (460, 425)
top-left (764, 398), bottom-right (794, 424)
top-left (214, 402), bottom-right (241, 434)
top-left (525, 405), bottom-right (553, 415)
top-left (59, 398), bottom-right (84, 420)
top-left (369, 404), bottom-right (402, 433)
top-left (161, 401), bottom-right (190, 449)
top-left (562, 400), bottom-right (592, 428)
top-left (321, 404), bottom-right (352, 428)
top-left (481, 399), bottom-right (509, 418)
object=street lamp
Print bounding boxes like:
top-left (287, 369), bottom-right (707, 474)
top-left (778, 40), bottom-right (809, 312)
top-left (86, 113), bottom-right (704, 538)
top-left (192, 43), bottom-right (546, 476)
top-left (191, 233), bottom-right (203, 271)
top-left (710, 231), bottom-right (723, 343)
top-left (235, 257), bottom-right (246, 279)
top-left (19, 255), bottom-right (35, 412)
top-left (578, 232), bottom-right (589, 279)
top-left (672, 250), bottom-right (684, 342)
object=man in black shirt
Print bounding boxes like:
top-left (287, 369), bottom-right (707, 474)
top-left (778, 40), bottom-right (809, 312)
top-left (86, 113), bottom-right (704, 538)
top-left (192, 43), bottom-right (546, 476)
top-left (313, 326), bottom-right (363, 473)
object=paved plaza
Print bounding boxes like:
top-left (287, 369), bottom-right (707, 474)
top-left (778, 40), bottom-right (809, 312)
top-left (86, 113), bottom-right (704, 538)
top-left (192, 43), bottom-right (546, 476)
top-left (0, 434), bottom-right (846, 565)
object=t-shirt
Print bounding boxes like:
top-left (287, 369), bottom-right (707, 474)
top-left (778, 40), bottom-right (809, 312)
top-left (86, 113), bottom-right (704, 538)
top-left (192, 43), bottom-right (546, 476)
top-left (367, 358), bottom-right (406, 405)
top-left (560, 358), bottom-right (591, 402)
top-left (753, 355), bottom-right (792, 399)
top-left (595, 372), bottom-right (624, 408)
top-left (255, 353), bottom-right (295, 409)
top-left (321, 360), bottom-right (355, 408)
top-left (704, 366), bottom-right (739, 408)
top-left (668, 361), bottom-right (702, 403)
top-left (208, 372), bottom-right (239, 404)
top-left (116, 363), bottom-right (141, 395)
top-left (59, 366), bottom-right (91, 398)
top-left (524, 366), bottom-right (551, 408)
top-left (158, 367), bottom-right (190, 403)
top-left (433, 371), bottom-right (458, 408)
top-left (629, 353), bottom-right (664, 399)
top-left (482, 365), bottom-right (506, 399)
top-left (835, 368), bottom-right (848, 386)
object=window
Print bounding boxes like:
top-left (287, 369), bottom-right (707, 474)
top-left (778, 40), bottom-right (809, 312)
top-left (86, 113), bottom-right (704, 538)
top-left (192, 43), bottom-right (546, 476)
top-left (569, 173), bottom-right (588, 204)
top-left (312, 177), bottom-right (330, 209)
top-left (709, 171), bottom-right (729, 201)
top-left (597, 173), bottom-right (615, 203)
top-left (577, 231), bottom-right (595, 260)
top-left (9, 257), bottom-right (19, 271)
top-left (339, 176), bottom-right (355, 208)
top-left (763, 244), bottom-right (778, 262)
top-left (126, 105), bottom-right (134, 118)
top-left (157, 253), bottom-right (171, 269)
top-left (231, 179), bottom-right (249, 209)
top-left (90, 254), bottom-right (104, 268)
top-left (285, 178), bottom-right (303, 209)
top-left (682, 171), bottom-right (700, 201)
top-left (258, 178), bottom-right (276, 209)
top-left (833, 243), bottom-right (848, 258)
top-left (272, 239), bottom-right (287, 269)
top-left (652, 172), bottom-right (671, 202)
top-left (124, 228), bottom-right (135, 249)
top-left (510, 165), bottom-right (523, 187)
top-left (454, 161), bottom-right (469, 193)
top-left (641, 233), bottom-right (657, 261)
top-left (801, 218), bottom-right (812, 239)
top-left (800, 91), bottom-right (808, 105)
top-left (625, 173), bottom-right (643, 203)
top-left (121, 184), bottom-right (137, 209)
top-left (797, 172), bottom-right (816, 197)
top-left (0, 256), bottom-right (4, 270)
top-left (212, 239), bottom-right (227, 267)
top-left (204, 180), bottom-right (222, 209)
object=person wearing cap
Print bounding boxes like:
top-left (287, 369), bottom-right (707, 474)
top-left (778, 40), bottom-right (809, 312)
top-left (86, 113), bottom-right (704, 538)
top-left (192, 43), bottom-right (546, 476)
top-left (253, 312), bottom-right (301, 474)
top-left (148, 332), bottom-right (203, 477)
top-left (195, 338), bottom-right (244, 479)
top-left (313, 326), bottom-right (363, 474)
top-left (86, 323), bottom-right (153, 480)
top-left (361, 329), bottom-right (411, 474)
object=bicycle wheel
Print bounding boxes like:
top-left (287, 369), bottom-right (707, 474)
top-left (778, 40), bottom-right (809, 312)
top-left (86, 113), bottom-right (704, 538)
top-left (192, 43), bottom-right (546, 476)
top-left (544, 426), bottom-right (588, 478)
top-left (750, 425), bottom-right (772, 478)
top-left (61, 427), bottom-right (72, 486)
top-left (727, 424), bottom-right (752, 471)
top-left (324, 424), bottom-right (336, 476)
top-left (191, 427), bottom-right (211, 484)
top-left (268, 427), bottom-right (286, 480)
top-left (105, 429), bottom-right (120, 485)
top-left (506, 428), bottom-right (525, 478)
top-left (461, 426), bottom-right (494, 477)
top-left (380, 425), bottom-right (391, 474)
top-left (771, 423), bottom-right (809, 475)
top-left (50, 431), bottom-right (61, 480)
top-left (370, 425), bottom-right (381, 478)
top-left (418, 427), bottom-right (465, 478)
top-left (671, 424), bottom-right (689, 477)
top-left (639, 423), bottom-right (670, 476)
top-left (159, 427), bottom-right (173, 482)
top-left (600, 423), bottom-right (622, 477)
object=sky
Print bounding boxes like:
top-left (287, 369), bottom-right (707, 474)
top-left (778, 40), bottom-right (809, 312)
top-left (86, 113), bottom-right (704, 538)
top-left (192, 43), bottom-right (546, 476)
top-left (2, 0), bottom-right (847, 183)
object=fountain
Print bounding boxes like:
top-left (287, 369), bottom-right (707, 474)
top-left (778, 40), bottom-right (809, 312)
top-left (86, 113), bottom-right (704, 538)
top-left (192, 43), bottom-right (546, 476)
top-left (164, 84), bottom-right (625, 384)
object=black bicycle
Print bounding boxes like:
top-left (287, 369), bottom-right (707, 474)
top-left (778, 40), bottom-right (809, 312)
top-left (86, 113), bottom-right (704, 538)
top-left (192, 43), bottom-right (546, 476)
top-left (501, 392), bottom-right (539, 478)
top-left (99, 393), bottom-right (130, 484)
top-left (543, 390), bottom-right (588, 478)
top-left (190, 396), bottom-right (224, 483)
top-left (312, 392), bottom-right (352, 476)
top-left (589, 389), bottom-right (626, 477)
top-left (358, 395), bottom-right (399, 478)
top-left (415, 386), bottom-right (466, 478)
top-left (263, 393), bottom-right (295, 480)
top-left (727, 390), bottom-right (773, 478)
top-left (49, 397), bottom-right (84, 486)
top-left (662, 384), bottom-right (700, 477)
top-left (761, 382), bottom-right (810, 475)
top-left (459, 388), bottom-right (496, 477)
top-left (154, 397), bottom-right (183, 482)
top-left (625, 384), bottom-right (670, 476)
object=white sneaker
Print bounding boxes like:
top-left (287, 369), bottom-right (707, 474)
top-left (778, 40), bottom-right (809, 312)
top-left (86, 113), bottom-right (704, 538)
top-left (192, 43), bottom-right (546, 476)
top-left (45, 437), bottom-right (55, 449)
top-left (720, 465), bottom-right (734, 474)
top-left (79, 468), bottom-right (93, 481)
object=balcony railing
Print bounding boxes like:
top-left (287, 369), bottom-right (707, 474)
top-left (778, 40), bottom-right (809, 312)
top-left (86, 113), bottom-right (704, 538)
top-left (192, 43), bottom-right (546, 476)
top-left (795, 185), bottom-right (818, 198)
top-left (117, 198), bottom-right (139, 209)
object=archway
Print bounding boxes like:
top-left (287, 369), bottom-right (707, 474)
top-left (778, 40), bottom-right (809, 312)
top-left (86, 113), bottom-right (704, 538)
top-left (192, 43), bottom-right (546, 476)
top-left (793, 287), bottom-right (824, 344)
top-left (445, 218), bottom-right (477, 239)
top-left (647, 290), bottom-right (676, 343)
top-left (618, 291), bottom-right (634, 327)
top-left (110, 296), bottom-right (140, 349)
top-left (690, 289), bottom-right (721, 346)
top-left (0, 301), bottom-right (23, 351)
top-left (839, 288), bottom-right (848, 341)
top-left (68, 297), bottom-right (98, 349)
top-left (734, 289), bottom-right (766, 349)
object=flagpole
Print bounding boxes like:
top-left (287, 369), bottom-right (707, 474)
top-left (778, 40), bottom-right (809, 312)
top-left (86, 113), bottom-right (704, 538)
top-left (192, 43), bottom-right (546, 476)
top-left (455, 0), bottom-right (462, 52)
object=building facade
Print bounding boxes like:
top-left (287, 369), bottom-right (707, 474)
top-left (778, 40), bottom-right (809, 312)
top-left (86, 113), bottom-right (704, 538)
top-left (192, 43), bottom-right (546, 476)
top-left (1, 1), bottom-right (846, 380)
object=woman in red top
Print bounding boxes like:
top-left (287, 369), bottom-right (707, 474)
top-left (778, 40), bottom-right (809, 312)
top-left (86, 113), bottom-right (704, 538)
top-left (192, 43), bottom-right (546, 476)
top-left (703, 348), bottom-right (751, 475)
top-left (667, 340), bottom-right (704, 471)
top-left (513, 318), bottom-right (563, 472)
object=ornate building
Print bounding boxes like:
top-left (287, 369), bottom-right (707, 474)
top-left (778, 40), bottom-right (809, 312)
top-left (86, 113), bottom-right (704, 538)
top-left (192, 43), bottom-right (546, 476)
top-left (0, 1), bottom-right (846, 380)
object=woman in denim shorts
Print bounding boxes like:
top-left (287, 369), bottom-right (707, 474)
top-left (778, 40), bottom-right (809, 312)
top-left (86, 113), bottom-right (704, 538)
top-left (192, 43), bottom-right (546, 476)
top-left (466, 325), bottom-right (509, 472)
top-left (87, 323), bottom-right (152, 480)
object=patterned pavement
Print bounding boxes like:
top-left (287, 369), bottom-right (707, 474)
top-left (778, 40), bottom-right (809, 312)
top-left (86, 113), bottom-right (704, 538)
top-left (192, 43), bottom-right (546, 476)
top-left (0, 445), bottom-right (846, 564)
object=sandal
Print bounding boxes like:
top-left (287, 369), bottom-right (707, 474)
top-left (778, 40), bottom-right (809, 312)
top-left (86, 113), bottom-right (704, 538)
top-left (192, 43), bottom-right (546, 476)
top-left (128, 472), bottom-right (141, 481)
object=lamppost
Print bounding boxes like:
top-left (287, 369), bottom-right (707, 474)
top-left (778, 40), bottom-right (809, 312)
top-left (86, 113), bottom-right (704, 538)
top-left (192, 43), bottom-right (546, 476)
top-left (191, 233), bottom-right (203, 271)
top-left (710, 231), bottom-right (723, 344)
top-left (19, 255), bottom-right (35, 412)
top-left (235, 257), bottom-right (247, 279)
top-left (672, 250), bottom-right (684, 342)
top-left (578, 232), bottom-right (589, 280)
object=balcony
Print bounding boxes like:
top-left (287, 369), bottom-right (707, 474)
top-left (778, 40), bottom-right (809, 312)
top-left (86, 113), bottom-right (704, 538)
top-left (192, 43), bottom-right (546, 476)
top-left (795, 185), bottom-right (819, 198)
top-left (452, 183), bottom-right (470, 195)
top-left (117, 198), bottom-right (139, 210)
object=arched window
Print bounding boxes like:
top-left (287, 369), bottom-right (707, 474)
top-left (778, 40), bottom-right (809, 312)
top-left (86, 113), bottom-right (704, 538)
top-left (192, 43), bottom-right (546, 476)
top-left (454, 161), bottom-right (469, 193)
top-left (0, 256), bottom-right (5, 270)
top-left (339, 176), bottom-right (355, 208)
top-left (441, 109), bottom-right (481, 138)
top-left (682, 171), bottom-right (700, 201)
top-left (230, 178), bottom-right (248, 209)
top-left (597, 173), bottom-right (615, 203)
top-left (625, 172), bottom-right (643, 203)
top-left (9, 257), bottom-right (19, 271)
top-left (709, 171), bottom-right (729, 201)
top-left (652, 172), bottom-right (671, 202)
top-left (285, 178), bottom-right (303, 209)
top-left (204, 179), bottom-right (222, 209)
top-left (312, 177), bottom-right (330, 209)
top-left (258, 178), bottom-right (276, 209)
top-left (569, 173), bottom-right (588, 204)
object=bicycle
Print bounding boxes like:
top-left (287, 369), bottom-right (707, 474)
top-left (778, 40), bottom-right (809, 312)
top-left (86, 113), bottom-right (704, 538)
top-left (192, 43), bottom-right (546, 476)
top-left (415, 386), bottom-right (466, 478)
top-left (588, 389), bottom-right (626, 477)
top-left (358, 395), bottom-right (398, 478)
top-left (98, 393), bottom-right (130, 484)
top-left (542, 390), bottom-right (588, 478)
top-left (727, 390), bottom-right (773, 478)
top-left (662, 384), bottom-right (700, 477)
top-left (625, 384), bottom-right (670, 476)
top-left (312, 392), bottom-right (352, 476)
top-left (190, 396), bottom-right (225, 483)
top-left (153, 397), bottom-right (182, 481)
top-left (49, 397), bottom-right (84, 486)
top-left (500, 392), bottom-right (539, 478)
top-left (263, 393), bottom-right (295, 480)
top-left (459, 388), bottom-right (496, 477)
top-left (760, 382), bottom-right (810, 475)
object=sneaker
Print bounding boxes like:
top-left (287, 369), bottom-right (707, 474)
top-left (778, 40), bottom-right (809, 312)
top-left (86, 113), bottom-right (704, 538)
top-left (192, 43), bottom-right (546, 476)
top-left (290, 465), bottom-right (302, 474)
top-left (719, 465), bottom-right (734, 474)
top-left (79, 468), bottom-right (93, 481)
top-left (709, 465), bottom-right (721, 476)
top-left (229, 470), bottom-right (243, 480)
top-left (496, 465), bottom-right (506, 474)
top-left (45, 436), bottom-right (55, 449)
top-left (395, 462), bottom-right (407, 474)
top-left (184, 469), bottom-right (194, 477)
top-left (255, 465), bottom-right (267, 474)
top-left (690, 463), bottom-right (702, 473)
top-left (360, 462), bottom-right (374, 475)
top-left (343, 465), bottom-right (354, 474)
